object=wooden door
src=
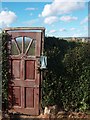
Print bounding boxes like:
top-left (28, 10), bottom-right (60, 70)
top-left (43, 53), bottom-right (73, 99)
top-left (8, 31), bottom-right (42, 115)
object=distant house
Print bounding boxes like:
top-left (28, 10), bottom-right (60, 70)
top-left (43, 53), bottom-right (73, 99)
top-left (72, 37), bottom-right (77, 41)
top-left (82, 38), bottom-right (90, 43)
top-left (82, 38), bottom-right (86, 42)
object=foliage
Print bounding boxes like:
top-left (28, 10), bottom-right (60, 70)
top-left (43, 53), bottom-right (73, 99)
top-left (1, 33), bottom-right (90, 112)
top-left (62, 43), bottom-right (90, 111)
top-left (42, 37), bottom-right (90, 112)
top-left (42, 37), bottom-right (78, 108)
top-left (2, 32), bottom-right (10, 110)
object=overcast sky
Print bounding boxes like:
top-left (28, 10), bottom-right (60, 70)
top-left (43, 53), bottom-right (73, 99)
top-left (0, 0), bottom-right (89, 37)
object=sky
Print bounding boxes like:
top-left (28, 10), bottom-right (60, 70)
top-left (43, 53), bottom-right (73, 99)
top-left (0, 0), bottom-right (90, 37)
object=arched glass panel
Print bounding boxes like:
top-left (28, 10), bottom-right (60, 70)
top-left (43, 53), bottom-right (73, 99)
top-left (24, 37), bottom-right (35, 56)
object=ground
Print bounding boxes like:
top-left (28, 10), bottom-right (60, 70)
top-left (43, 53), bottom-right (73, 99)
top-left (1, 110), bottom-right (90, 120)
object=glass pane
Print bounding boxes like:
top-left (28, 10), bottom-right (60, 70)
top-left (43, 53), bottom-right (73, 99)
top-left (25, 37), bottom-right (31, 52)
top-left (27, 40), bottom-right (35, 56)
top-left (25, 37), bottom-right (35, 56)
top-left (16, 37), bottom-right (22, 53)
top-left (12, 40), bottom-right (19, 55)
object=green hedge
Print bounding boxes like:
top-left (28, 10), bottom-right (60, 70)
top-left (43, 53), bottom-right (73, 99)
top-left (2, 32), bottom-right (10, 110)
top-left (42, 37), bottom-right (90, 112)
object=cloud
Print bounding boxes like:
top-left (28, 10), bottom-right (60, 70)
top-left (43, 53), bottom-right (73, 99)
top-left (25, 7), bottom-right (38, 11)
top-left (60, 28), bottom-right (67, 32)
top-left (60, 15), bottom-right (78, 22)
top-left (44, 16), bottom-right (58, 24)
top-left (49, 29), bottom-right (57, 34)
top-left (80, 14), bottom-right (90, 25)
top-left (23, 19), bottom-right (39, 26)
top-left (83, 25), bottom-right (88, 30)
top-left (72, 33), bottom-right (82, 37)
top-left (41, 0), bottom-right (85, 17)
top-left (38, 14), bottom-right (41, 17)
top-left (80, 16), bottom-right (88, 25)
top-left (70, 27), bottom-right (76, 30)
top-left (0, 10), bottom-right (17, 28)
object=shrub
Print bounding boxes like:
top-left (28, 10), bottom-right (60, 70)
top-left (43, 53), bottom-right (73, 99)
top-left (2, 32), bottom-right (10, 110)
top-left (42, 37), bottom-right (90, 112)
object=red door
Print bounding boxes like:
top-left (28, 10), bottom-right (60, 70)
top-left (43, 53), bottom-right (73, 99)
top-left (7, 30), bottom-right (43, 115)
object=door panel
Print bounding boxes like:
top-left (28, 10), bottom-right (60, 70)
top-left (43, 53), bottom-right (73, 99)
top-left (25, 60), bottom-right (35, 80)
top-left (12, 86), bottom-right (21, 106)
top-left (25, 87), bottom-right (34, 108)
top-left (12, 60), bottom-right (21, 79)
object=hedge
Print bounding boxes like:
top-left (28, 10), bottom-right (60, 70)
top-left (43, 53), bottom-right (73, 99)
top-left (2, 32), bottom-right (10, 110)
top-left (42, 37), bottom-right (90, 112)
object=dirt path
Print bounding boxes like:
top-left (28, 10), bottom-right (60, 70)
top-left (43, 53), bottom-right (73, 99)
top-left (1, 111), bottom-right (90, 120)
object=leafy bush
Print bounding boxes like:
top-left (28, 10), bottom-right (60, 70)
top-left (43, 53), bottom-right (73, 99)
top-left (62, 43), bottom-right (90, 111)
top-left (42, 37), bottom-right (90, 112)
top-left (2, 32), bottom-right (10, 110)
top-left (42, 37), bottom-right (77, 108)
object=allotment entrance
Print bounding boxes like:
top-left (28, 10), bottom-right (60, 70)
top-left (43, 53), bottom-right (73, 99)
top-left (5, 27), bottom-right (45, 115)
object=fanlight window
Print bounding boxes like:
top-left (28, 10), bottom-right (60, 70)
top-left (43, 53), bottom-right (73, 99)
top-left (11, 37), bottom-right (35, 56)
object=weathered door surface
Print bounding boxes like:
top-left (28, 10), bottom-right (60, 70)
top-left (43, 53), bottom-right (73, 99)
top-left (6, 28), bottom-right (45, 115)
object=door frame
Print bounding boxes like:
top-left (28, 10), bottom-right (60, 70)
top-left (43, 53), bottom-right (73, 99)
top-left (4, 27), bottom-right (45, 115)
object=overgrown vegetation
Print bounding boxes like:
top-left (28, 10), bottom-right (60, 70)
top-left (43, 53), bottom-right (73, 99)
top-left (42, 37), bottom-right (90, 112)
top-left (2, 32), bottom-right (10, 110)
top-left (2, 33), bottom-right (90, 112)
